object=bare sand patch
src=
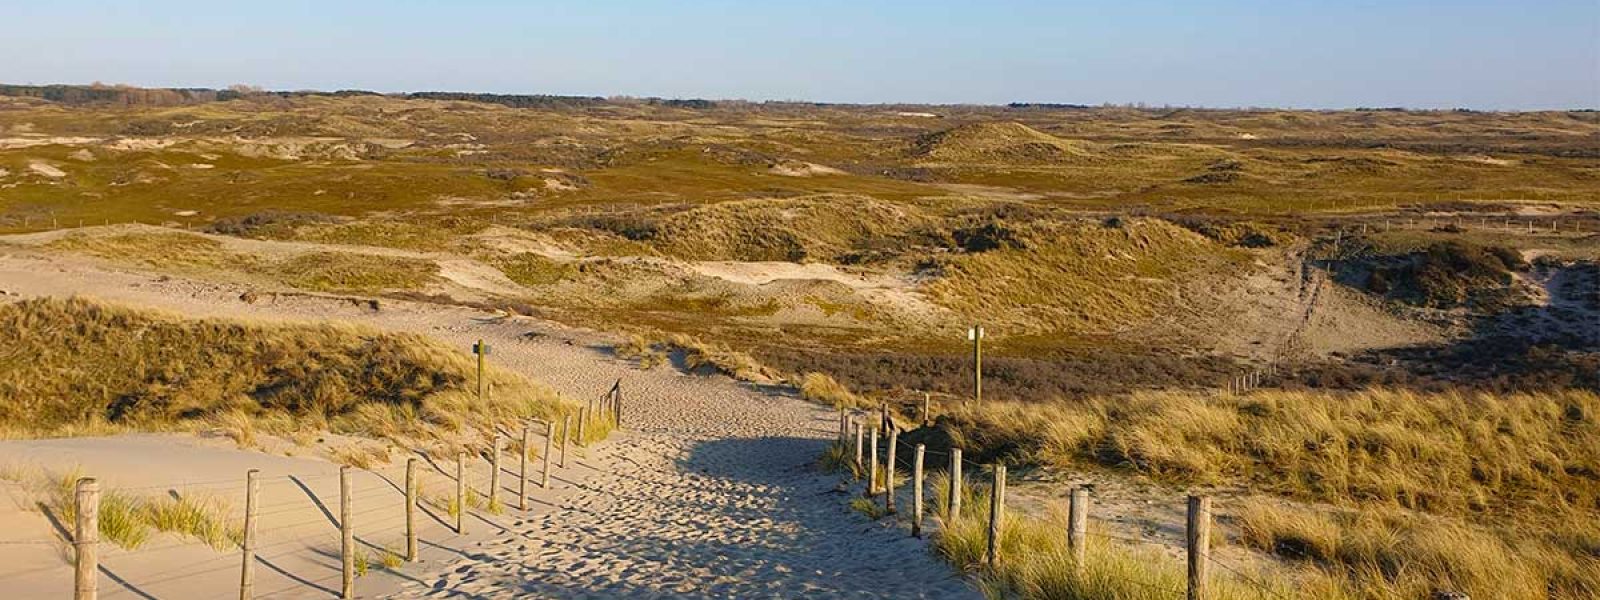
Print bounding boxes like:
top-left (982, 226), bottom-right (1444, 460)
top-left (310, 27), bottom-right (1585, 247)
top-left (27, 161), bottom-right (66, 178)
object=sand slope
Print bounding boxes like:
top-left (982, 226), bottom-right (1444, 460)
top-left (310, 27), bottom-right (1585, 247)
top-left (0, 252), bottom-right (977, 599)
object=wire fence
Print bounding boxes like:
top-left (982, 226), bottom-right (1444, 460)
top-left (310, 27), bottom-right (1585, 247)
top-left (0, 380), bottom-right (625, 600)
top-left (834, 407), bottom-right (1325, 600)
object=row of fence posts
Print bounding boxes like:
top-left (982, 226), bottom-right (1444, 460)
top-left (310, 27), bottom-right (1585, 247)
top-left (838, 407), bottom-right (1222, 600)
top-left (1226, 363), bottom-right (1275, 395)
top-left (1373, 215), bottom-right (1587, 235)
top-left (68, 382), bottom-right (624, 600)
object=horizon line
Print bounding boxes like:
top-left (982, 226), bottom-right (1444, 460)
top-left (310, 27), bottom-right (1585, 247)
top-left (6, 81), bottom-right (1598, 114)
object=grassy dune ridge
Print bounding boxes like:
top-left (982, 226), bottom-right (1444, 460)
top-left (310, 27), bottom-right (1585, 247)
top-left (0, 297), bottom-right (573, 445)
top-left (906, 388), bottom-right (1600, 599)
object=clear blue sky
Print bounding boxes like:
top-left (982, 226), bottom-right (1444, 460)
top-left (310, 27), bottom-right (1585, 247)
top-left (3, 0), bottom-right (1595, 109)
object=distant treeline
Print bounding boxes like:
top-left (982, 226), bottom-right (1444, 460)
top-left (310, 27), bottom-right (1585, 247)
top-left (0, 83), bottom-right (724, 110)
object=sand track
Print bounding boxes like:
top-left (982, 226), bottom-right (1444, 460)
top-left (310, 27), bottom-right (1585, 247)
top-left (0, 252), bottom-right (976, 599)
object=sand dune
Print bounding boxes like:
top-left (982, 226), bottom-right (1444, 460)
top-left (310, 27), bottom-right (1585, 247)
top-left (0, 252), bottom-right (976, 598)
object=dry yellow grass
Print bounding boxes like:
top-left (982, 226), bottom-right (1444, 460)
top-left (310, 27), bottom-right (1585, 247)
top-left (0, 297), bottom-right (583, 452)
top-left (929, 388), bottom-right (1600, 599)
top-left (924, 218), bottom-right (1246, 333)
top-left (923, 471), bottom-right (1306, 600)
top-left (937, 388), bottom-right (1598, 523)
top-left (1235, 499), bottom-right (1599, 600)
top-left (798, 372), bottom-right (866, 408)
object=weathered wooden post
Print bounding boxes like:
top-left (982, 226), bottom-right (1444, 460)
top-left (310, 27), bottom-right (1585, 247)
top-left (340, 466), bottom-right (354, 600)
top-left (559, 415), bottom-right (571, 468)
top-left (613, 381), bottom-right (623, 428)
top-left (912, 444), bottom-right (926, 538)
top-left (74, 477), bottom-right (99, 600)
top-left (885, 428), bottom-right (899, 514)
top-left (853, 421), bottom-right (865, 473)
top-left (541, 421), bottom-right (553, 488)
top-left (838, 408), bottom-right (847, 443)
top-left (969, 325), bottom-right (985, 405)
top-left (1068, 486), bottom-right (1088, 571)
top-left (921, 392), bottom-right (931, 426)
top-left (455, 453), bottom-right (467, 534)
top-left (986, 464), bottom-right (1006, 567)
top-left (1187, 495), bottom-right (1213, 600)
top-left (489, 436), bottom-right (502, 510)
top-left (866, 427), bottom-right (879, 497)
top-left (576, 408), bottom-right (588, 451)
top-left (472, 340), bottom-right (490, 402)
top-left (948, 448), bottom-right (963, 521)
top-left (405, 458), bottom-right (418, 561)
top-left (519, 425), bottom-right (531, 510)
top-left (239, 469), bottom-right (260, 600)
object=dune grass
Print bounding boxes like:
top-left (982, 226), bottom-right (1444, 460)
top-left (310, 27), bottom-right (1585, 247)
top-left (31, 469), bottom-right (242, 551)
top-left (269, 251), bottom-right (439, 293)
top-left (924, 218), bottom-right (1247, 334)
top-left (798, 372), bottom-right (867, 409)
top-left (919, 470), bottom-right (1304, 600)
top-left (1235, 499), bottom-right (1600, 600)
top-left (0, 297), bottom-right (582, 453)
top-left (921, 388), bottom-right (1600, 599)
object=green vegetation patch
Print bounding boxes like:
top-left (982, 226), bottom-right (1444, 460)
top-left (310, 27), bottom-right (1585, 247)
top-left (270, 251), bottom-right (440, 293)
top-left (494, 252), bottom-right (575, 286)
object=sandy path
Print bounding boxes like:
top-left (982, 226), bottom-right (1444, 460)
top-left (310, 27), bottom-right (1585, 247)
top-left (0, 251), bottom-right (976, 599)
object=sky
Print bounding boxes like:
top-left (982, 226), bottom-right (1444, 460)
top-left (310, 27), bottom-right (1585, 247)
top-left (2, 0), bottom-right (1596, 110)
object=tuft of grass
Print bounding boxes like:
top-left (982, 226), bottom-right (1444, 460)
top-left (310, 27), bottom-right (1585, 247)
top-left (816, 441), bottom-right (863, 479)
top-left (849, 496), bottom-right (888, 520)
top-left (330, 444), bottom-right (391, 469)
top-left (379, 546), bottom-right (404, 570)
top-left (666, 333), bottom-right (772, 381)
top-left (42, 470), bottom-right (238, 550)
top-left (798, 372), bottom-right (867, 409)
top-left (144, 494), bottom-right (242, 550)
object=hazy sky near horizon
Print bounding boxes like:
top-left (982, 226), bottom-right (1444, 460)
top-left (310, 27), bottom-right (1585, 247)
top-left (3, 1), bottom-right (1596, 109)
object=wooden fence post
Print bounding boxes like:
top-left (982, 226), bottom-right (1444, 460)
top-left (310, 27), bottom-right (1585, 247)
top-left (74, 477), bottom-right (99, 600)
top-left (405, 458), bottom-right (418, 562)
top-left (986, 464), bottom-right (1006, 568)
top-left (541, 421), bottom-right (553, 488)
top-left (1187, 495), bottom-right (1212, 600)
top-left (912, 444), bottom-right (925, 538)
top-left (489, 436), bottom-right (502, 510)
top-left (613, 382), bottom-right (623, 428)
top-left (576, 408), bottom-right (588, 451)
top-left (948, 448), bottom-right (963, 521)
top-left (455, 453), bottom-right (466, 535)
top-left (559, 415), bottom-right (571, 468)
top-left (239, 469), bottom-right (259, 600)
top-left (1068, 486), bottom-right (1088, 571)
top-left (837, 408), bottom-right (845, 443)
top-left (885, 428), bottom-right (899, 514)
top-left (519, 425), bottom-right (531, 510)
top-left (340, 466), bottom-right (354, 600)
top-left (853, 421), bottom-right (864, 473)
top-left (921, 393), bottom-right (931, 426)
top-left (866, 427), bottom-right (879, 497)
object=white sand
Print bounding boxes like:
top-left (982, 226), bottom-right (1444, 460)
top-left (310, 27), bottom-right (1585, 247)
top-left (0, 252), bottom-right (977, 599)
